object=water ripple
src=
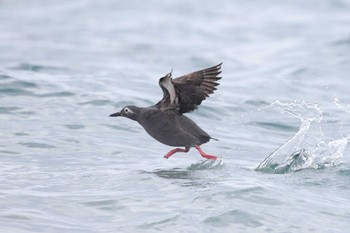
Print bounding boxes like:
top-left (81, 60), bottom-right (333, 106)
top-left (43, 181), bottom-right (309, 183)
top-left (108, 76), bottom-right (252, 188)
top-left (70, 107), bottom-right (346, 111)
top-left (204, 210), bottom-right (264, 228)
top-left (0, 107), bottom-right (21, 114)
top-left (19, 142), bottom-right (56, 149)
top-left (10, 63), bottom-right (66, 72)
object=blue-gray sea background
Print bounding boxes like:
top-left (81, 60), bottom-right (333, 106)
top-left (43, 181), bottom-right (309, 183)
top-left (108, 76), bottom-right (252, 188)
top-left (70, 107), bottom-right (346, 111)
top-left (1, 0), bottom-right (350, 232)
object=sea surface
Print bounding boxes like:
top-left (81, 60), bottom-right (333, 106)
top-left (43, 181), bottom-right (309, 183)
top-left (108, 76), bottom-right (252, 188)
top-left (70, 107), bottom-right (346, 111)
top-left (1, 0), bottom-right (350, 232)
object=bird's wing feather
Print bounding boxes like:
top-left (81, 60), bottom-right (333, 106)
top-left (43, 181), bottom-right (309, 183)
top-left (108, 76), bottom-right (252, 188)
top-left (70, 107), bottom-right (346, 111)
top-left (156, 72), bottom-right (178, 110)
top-left (173, 62), bottom-right (222, 114)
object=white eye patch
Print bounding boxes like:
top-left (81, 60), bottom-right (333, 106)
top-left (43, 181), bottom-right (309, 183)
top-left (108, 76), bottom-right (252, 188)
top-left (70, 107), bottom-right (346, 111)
top-left (124, 107), bottom-right (133, 114)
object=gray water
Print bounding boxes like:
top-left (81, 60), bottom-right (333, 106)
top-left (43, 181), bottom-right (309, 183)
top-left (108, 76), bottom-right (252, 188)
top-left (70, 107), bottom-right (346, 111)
top-left (1, 0), bottom-right (350, 232)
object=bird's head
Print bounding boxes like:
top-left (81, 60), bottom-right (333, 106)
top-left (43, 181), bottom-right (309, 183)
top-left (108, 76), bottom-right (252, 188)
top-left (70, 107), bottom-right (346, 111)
top-left (109, 105), bottom-right (141, 121)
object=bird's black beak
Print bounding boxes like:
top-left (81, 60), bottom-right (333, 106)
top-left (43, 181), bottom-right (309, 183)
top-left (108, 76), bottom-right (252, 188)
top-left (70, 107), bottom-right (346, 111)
top-left (109, 112), bottom-right (121, 117)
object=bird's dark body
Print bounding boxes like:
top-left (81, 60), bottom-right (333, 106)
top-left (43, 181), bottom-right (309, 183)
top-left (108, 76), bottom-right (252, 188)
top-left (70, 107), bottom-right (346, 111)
top-left (137, 106), bottom-right (210, 147)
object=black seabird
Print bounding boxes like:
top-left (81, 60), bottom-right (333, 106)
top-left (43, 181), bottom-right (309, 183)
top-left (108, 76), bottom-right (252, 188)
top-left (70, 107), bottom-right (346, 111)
top-left (110, 63), bottom-right (222, 160)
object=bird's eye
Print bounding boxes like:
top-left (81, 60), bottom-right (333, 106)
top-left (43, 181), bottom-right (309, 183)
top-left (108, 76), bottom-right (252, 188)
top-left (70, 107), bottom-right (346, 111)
top-left (124, 108), bottom-right (129, 113)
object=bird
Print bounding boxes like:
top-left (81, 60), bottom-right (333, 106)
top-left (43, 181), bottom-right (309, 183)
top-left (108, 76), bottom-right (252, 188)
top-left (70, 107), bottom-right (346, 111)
top-left (110, 63), bottom-right (222, 160)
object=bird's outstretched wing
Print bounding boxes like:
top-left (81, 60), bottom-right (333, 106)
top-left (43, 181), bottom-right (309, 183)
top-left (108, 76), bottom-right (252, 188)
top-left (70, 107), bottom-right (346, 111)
top-left (173, 62), bottom-right (222, 114)
top-left (156, 63), bottom-right (222, 114)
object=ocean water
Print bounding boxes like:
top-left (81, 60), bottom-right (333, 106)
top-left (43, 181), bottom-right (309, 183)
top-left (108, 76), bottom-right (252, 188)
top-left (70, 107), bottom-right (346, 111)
top-left (1, 0), bottom-right (350, 232)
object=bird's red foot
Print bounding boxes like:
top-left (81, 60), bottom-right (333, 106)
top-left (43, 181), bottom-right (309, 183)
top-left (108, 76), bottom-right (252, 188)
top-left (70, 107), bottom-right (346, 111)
top-left (194, 145), bottom-right (217, 160)
top-left (164, 147), bottom-right (190, 159)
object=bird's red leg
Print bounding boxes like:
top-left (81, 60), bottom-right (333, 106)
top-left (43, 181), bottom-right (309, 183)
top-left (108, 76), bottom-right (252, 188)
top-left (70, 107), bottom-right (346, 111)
top-left (164, 147), bottom-right (190, 159)
top-left (194, 145), bottom-right (217, 160)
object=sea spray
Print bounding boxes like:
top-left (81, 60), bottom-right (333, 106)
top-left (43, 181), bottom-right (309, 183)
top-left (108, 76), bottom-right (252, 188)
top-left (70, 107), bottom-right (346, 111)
top-left (257, 101), bottom-right (348, 173)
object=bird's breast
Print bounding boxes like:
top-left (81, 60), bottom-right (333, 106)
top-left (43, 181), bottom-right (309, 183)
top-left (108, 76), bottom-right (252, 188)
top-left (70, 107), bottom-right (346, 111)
top-left (137, 109), bottom-right (186, 146)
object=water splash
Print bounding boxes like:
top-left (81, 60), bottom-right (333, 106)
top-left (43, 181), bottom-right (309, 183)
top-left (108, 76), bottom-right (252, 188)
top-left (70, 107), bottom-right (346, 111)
top-left (334, 98), bottom-right (350, 113)
top-left (187, 158), bottom-right (224, 170)
top-left (256, 101), bottom-right (349, 174)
